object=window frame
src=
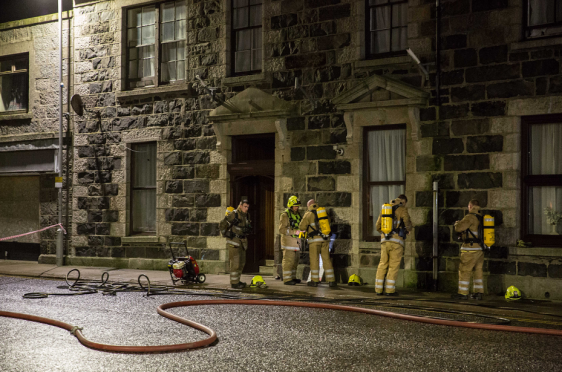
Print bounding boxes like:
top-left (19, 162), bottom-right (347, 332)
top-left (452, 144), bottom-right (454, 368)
top-left (365, 0), bottom-right (409, 60)
top-left (520, 114), bottom-right (562, 247)
top-left (523, 0), bottom-right (562, 40)
top-left (124, 1), bottom-right (187, 91)
top-left (129, 142), bottom-right (157, 236)
top-left (362, 124), bottom-right (407, 242)
top-left (0, 53), bottom-right (29, 115)
top-left (230, 0), bottom-right (263, 76)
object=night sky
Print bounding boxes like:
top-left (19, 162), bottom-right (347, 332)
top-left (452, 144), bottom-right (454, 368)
top-left (0, 0), bottom-right (74, 24)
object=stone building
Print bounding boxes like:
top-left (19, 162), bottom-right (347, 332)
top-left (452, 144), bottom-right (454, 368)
top-left (1, 0), bottom-right (561, 299)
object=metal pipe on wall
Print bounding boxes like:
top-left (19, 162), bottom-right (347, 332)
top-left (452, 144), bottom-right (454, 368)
top-left (56, 0), bottom-right (64, 267)
top-left (433, 181), bottom-right (439, 291)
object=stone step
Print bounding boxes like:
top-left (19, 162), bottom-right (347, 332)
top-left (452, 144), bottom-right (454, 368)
top-left (259, 265), bottom-right (274, 276)
top-left (265, 259), bottom-right (274, 266)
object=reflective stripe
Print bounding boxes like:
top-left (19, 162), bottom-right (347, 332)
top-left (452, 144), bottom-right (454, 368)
top-left (311, 270), bottom-right (319, 273)
top-left (309, 237), bottom-right (324, 243)
top-left (473, 285), bottom-right (484, 289)
top-left (310, 223), bottom-right (317, 226)
top-left (326, 274), bottom-right (334, 279)
top-left (473, 279), bottom-right (483, 283)
top-left (459, 281), bottom-right (470, 285)
top-left (281, 245), bottom-right (299, 251)
top-left (385, 285), bottom-right (395, 289)
top-left (387, 279), bottom-right (395, 284)
top-left (459, 286), bottom-right (469, 291)
top-left (283, 271), bottom-right (292, 275)
top-left (461, 247), bottom-right (482, 251)
top-left (381, 237), bottom-right (404, 246)
top-left (227, 240), bottom-right (240, 247)
top-left (325, 269), bottom-right (334, 273)
top-left (375, 285), bottom-right (383, 289)
top-left (376, 279), bottom-right (384, 283)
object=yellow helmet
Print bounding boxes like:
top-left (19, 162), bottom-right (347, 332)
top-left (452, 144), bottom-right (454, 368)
top-left (287, 196), bottom-right (301, 208)
top-left (250, 275), bottom-right (267, 288)
top-left (505, 285), bottom-right (522, 300)
top-left (225, 206), bottom-right (235, 216)
top-left (348, 274), bottom-right (363, 286)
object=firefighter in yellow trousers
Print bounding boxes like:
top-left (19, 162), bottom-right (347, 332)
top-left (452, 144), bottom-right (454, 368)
top-left (298, 199), bottom-right (337, 287)
top-left (452, 199), bottom-right (484, 300)
top-left (375, 195), bottom-right (412, 296)
top-left (279, 196), bottom-right (302, 285)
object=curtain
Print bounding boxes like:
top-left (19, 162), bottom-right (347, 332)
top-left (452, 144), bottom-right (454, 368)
top-left (368, 129), bottom-right (405, 236)
top-left (529, 124), bottom-right (562, 234)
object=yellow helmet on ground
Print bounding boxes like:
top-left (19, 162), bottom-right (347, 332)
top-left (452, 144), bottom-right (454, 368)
top-left (287, 196), bottom-right (301, 208)
top-left (505, 285), bottom-right (522, 300)
top-left (225, 206), bottom-right (235, 216)
top-left (348, 274), bottom-right (363, 286)
top-left (250, 275), bottom-right (267, 288)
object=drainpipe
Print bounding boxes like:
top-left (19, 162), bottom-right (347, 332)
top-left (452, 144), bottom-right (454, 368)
top-left (56, 0), bottom-right (64, 267)
top-left (433, 181), bottom-right (439, 291)
top-left (435, 0), bottom-right (441, 108)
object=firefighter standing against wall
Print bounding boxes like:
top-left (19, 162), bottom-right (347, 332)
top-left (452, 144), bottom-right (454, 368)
top-left (298, 199), bottom-right (337, 287)
top-left (452, 199), bottom-right (484, 300)
top-left (375, 194), bottom-right (412, 296)
top-left (220, 200), bottom-right (252, 289)
top-left (279, 196), bottom-right (302, 285)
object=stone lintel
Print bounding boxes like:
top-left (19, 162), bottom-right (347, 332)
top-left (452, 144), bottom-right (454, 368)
top-left (336, 98), bottom-right (426, 111)
top-left (222, 73), bottom-right (269, 87)
top-left (0, 112), bottom-right (33, 122)
top-left (116, 83), bottom-right (193, 101)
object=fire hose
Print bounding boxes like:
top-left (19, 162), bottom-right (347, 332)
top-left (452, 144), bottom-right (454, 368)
top-left (2, 272), bottom-right (562, 354)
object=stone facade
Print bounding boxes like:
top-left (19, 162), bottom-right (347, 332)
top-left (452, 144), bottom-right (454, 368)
top-left (1, 0), bottom-right (562, 299)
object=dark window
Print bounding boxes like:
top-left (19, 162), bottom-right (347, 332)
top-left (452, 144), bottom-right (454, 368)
top-left (126, 1), bottom-right (186, 89)
top-left (525, 0), bottom-right (562, 39)
top-left (0, 54), bottom-right (28, 113)
top-left (231, 0), bottom-right (262, 75)
top-left (521, 115), bottom-right (562, 247)
top-left (363, 125), bottom-right (406, 241)
top-left (130, 142), bottom-right (157, 234)
top-left (366, 0), bottom-right (408, 58)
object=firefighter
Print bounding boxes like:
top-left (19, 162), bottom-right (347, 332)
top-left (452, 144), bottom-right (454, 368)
top-left (221, 199), bottom-right (252, 289)
top-left (452, 199), bottom-right (484, 300)
top-left (298, 199), bottom-right (337, 287)
top-left (375, 195), bottom-right (412, 296)
top-left (279, 196), bottom-right (303, 285)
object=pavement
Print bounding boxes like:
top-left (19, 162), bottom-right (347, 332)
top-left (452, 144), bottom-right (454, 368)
top-left (2, 259), bottom-right (562, 322)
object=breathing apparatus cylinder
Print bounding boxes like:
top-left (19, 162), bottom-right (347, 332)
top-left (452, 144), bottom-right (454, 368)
top-left (316, 207), bottom-right (331, 237)
top-left (381, 203), bottom-right (393, 236)
top-left (483, 214), bottom-right (495, 248)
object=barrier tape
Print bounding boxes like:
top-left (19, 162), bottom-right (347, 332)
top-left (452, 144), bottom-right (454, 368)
top-left (0, 224), bottom-right (67, 242)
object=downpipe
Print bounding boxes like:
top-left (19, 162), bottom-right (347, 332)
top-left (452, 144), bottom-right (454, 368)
top-left (433, 181), bottom-right (439, 291)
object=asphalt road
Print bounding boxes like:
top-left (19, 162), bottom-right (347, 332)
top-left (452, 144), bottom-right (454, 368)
top-left (1, 276), bottom-right (561, 372)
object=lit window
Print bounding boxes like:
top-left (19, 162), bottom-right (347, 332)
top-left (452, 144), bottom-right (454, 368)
top-left (126, 1), bottom-right (186, 89)
top-left (0, 54), bottom-right (28, 113)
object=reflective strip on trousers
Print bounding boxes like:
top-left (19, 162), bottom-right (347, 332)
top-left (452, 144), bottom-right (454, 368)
top-left (283, 271), bottom-right (292, 276)
top-left (381, 237), bottom-right (404, 247)
top-left (385, 279), bottom-right (395, 289)
top-left (227, 240), bottom-right (240, 247)
top-left (281, 245), bottom-right (299, 251)
top-left (474, 285), bottom-right (484, 289)
top-left (309, 238), bottom-right (324, 243)
top-left (311, 269), bottom-right (319, 280)
top-left (461, 247), bottom-right (482, 251)
top-left (325, 269), bottom-right (334, 279)
top-left (375, 279), bottom-right (384, 289)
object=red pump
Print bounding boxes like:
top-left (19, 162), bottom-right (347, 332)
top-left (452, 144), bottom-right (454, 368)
top-left (166, 242), bottom-right (206, 285)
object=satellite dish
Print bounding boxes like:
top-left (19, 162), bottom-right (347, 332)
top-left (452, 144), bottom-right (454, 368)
top-left (70, 94), bottom-right (85, 116)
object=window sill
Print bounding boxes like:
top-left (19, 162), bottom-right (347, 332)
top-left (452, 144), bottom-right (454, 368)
top-left (222, 73), bottom-right (268, 87)
top-left (511, 36), bottom-right (562, 50)
top-left (116, 82), bottom-right (193, 101)
top-left (0, 112), bottom-right (33, 121)
top-left (509, 247), bottom-right (562, 257)
top-left (355, 55), bottom-right (411, 69)
top-left (121, 236), bottom-right (159, 243)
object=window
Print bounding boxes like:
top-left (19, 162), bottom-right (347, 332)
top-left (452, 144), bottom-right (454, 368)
top-left (521, 115), bottom-right (562, 247)
top-left (231, 0), bottom-right (262, 75)
top-left (363, 125), bottom-right (406, 241)
top-left (130, 143), bottom-right (157, 234)
top-left (366, 0), bottom-right (408, 58)
top-left (126, 1), bottom-right (186, 89)
top-left (525, 0), bottom-right (562, 39)
top-left (0, 54), bottom-right (28, 113)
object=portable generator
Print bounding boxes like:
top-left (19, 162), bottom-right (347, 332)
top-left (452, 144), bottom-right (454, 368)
top-left (166, 242), bottom-right (206, 285)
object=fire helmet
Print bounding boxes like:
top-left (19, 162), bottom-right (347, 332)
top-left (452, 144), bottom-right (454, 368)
top-left (348, 274), bottom-right (363, 286)
top-left (505, 285), bottom-right (522, 300)
top-left (287, 196), bottom-right (301, 208)
top-left (250, 275), bottom-right (267, 288)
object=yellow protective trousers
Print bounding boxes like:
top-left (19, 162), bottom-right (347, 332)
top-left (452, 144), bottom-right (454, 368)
top-left (309, 241), bottom-right (335, 283)
top-left (376, 241), bottom-right (404, 294)
top-left (228, 245), bottom-right (246, 285)
top-left (458, 250), bottom-right (484, 295)
top-left (282, 249), bottom-right (299, 283)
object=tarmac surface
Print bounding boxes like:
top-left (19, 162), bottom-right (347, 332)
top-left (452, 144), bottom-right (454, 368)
top-left (2, 260), bottom-right (562, 372)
